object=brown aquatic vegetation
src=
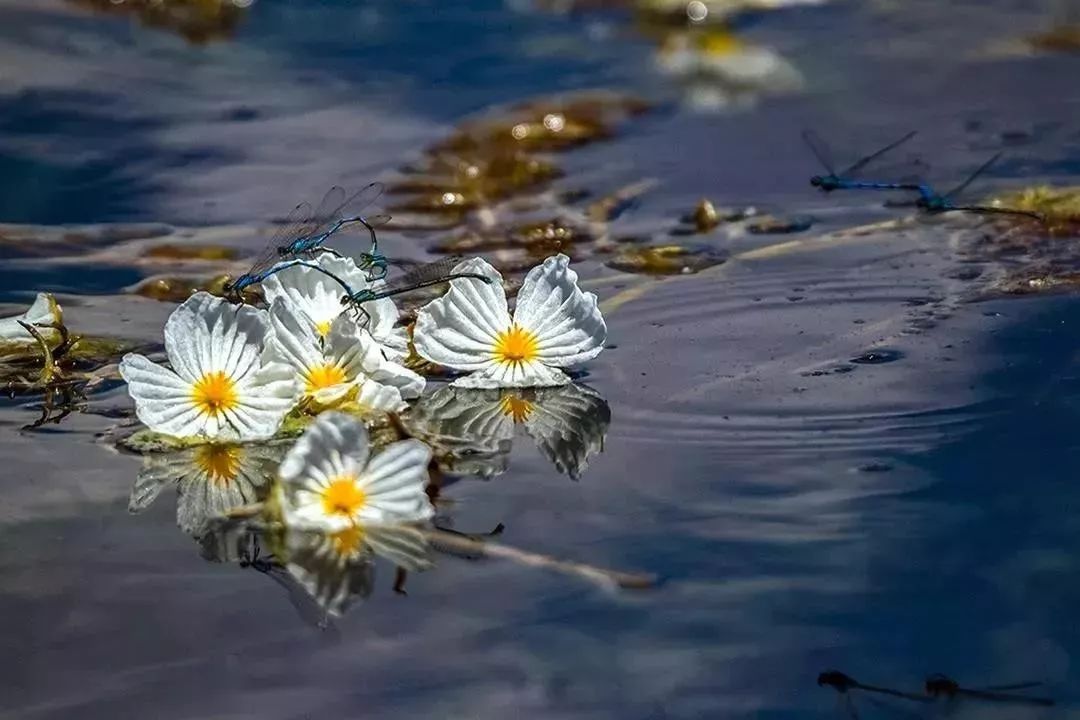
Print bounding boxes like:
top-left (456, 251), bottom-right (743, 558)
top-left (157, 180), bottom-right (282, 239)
top-left (134, 273), bottom-right (260, 304)
top-left (2, 305), bottom-right (138, 432)
top-left (606, 244), bottom-right (727, 275)
top-left (947, 186), bottom-right (1080, 298)
top-left (383, 91), bottom-right (654, 269)
top-left (65, 0), bottom-right (249, 45)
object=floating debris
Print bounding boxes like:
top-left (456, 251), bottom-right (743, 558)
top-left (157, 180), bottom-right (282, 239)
top-left (64, 0), bottom-right (252, 44)
top-left (386, 91), bottom-right (653, 263)
top-left (746, 214), bottom-right (814, 235)
top-left (607, 244), bottom-right (726, 275)
top-left (133, 274), bottom-right (245, 303)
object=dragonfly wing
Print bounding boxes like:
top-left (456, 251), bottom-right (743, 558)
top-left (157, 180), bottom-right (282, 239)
top-left (360, 212), bottom-right (392, 229)
top-left (269, 200), bottom-right (315, 247)
top-left (301, 185), bottom-right (348, 239)
top-left (801, 129), bottom-right (837, 176)
top-left (338, 181), bottom-right (385, 220)
top-left (844, 130), bottom-right (918, 176)
top-left (944, 152), bottom-right (1002, 200)
top-left (383, 255), bottom-right (466, 293)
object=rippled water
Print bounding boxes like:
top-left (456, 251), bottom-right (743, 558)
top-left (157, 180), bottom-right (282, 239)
top-left (2, 0), bottom-right (1080, 717)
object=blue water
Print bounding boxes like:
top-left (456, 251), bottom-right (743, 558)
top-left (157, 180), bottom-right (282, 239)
top-left (0, 0), bottom-right (1078, 717)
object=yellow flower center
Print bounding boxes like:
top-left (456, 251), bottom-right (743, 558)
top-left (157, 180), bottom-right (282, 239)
top-left (699, 31), bottom-right (744, 56)
top-left (314, 319), bottom-right (333, 337)
top-left (493, 324), bottom-right (539, 365)
top-left (321, 476), bottom-right (367, 519)
top-left (193, 444), bottom-right (243, 484)
top-left (329, 524), bottom-right (366, 558)
top-left (305, 362), bottom-right (348, 393)
top-left (190, 370), bottom-right (238, 418)
top-left (499, 394), bottom-right (534, 423)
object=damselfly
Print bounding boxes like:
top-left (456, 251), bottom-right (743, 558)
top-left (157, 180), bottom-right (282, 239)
top-left (914, 153), bottom-right (1045, 221)
top-left (224, 184), bottom-right (390, 296)
top-left (924, 674), bottom-right (1054, 707)
top-left (803, 129), bottom-right (928, 194)
top-left (277, 184), bottom-right (391, 274)
top-left (338, 255), bottom-right (493, 317)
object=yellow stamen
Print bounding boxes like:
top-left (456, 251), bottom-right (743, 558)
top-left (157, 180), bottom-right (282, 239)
top-left (329, 524), bottom-right (366, 558)
top-left (493, 324), bottom-right (539, 366)
top-left (305, 362), bottom-right (348, 393)
top-left (314, 320), bottom-right (332, 337)
top-left (193, 444), bottom-right (243, 484)
top-left (321, 476), bottom-right (367, 519)
top-left (499, 394), bottom-right (534, 423)
top-left (190, 370), bottom-right (238, 418)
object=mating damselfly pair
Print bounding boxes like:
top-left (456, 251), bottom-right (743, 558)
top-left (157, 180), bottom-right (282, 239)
top-left (803, 130), bottom-right (1045, 221)
top-left (223, 183), bottom-right (492, 322)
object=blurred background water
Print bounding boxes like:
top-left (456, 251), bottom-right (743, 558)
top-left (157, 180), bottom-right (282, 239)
top-left (1, 0), bottom-right (1079, 718)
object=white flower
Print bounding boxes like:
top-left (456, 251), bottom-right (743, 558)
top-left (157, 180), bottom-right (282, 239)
top-left (277, 412), bottom-right (434, 533)
top-left (262, 254), bottom-right (409, 361)
top-left (119, 292), bottom-right (298, 441)
top-left (130, 442), bottom-right (285, 536)
top-left (0, 293), bottom-right (63, 343)
top-left (263, 299), bottom-right (424, 412)
top-left (413, 254), bottom-right (607, 388)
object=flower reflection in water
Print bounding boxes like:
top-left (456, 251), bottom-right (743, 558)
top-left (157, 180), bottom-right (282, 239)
top-left (403, 382), bottom-right (611, 480)
top-left (200, 518), bottom-right (431, 628)
top-left (654, 28), bottom-right (802, 112)
top-left (129, 442), bottom-right (286, 537)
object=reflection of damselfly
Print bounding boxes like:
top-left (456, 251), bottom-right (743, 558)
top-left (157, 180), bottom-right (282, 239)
top-left (911, 153), bottom-right (1045, 221)
top-left (225, 184), bottom-right (391, 296)
top-left (819, 669), bottom-right (1054, 719)
top-left (802, 129), bottom-right (927, 194)
top-left (924, 673), bottom-right (1054, 707)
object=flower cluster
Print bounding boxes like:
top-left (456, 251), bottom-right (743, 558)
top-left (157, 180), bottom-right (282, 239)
top-left (119, 252), bottom-right (605, 539)
top-left (119, 253), bottom-right (606, 444)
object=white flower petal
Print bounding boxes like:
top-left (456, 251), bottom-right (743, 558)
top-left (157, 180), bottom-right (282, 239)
top-left (354, 381), bottom-right (406, 413)
top-left (413, 258), bottom-right (511, 370)
top-left (329, 324), bottom-right (425, 399)
top-left (363, 295), bottom-right (408, 360)
top-left (357, 439), bottom-right (434, 524)
top-left (119, 353), bottom-right (207, 436)
top-left (263, 255), bottom-right (373, 335)
top-left (264, 300), bottom-right (323, 376)
top-left (278, 411), bottom-right (369, 489)
top-left (451, 359), bottom-right (570, 389)
top-left (512, 254), bottom-right (607, 368)
top-left (0, 293), bottom-right (63, 343)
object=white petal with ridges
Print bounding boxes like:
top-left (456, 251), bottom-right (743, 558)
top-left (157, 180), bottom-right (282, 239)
top-left (513, 254), bottom-right (606, 367)
top-left (356, 440), bottom-right (434, 523)
top-left (278, 412), bottom-right (370, 491)
top-left (413, 258), bottom-right (510, 370)
top-left (119, 353), bottom-right (205, 436)
top-left (451, 359), bottom-right (570, 389)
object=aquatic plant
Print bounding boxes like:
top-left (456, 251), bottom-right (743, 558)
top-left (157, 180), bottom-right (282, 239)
top-left (274, 412), bottom-right (434, 532)
top-left (119, 292), bottom-right (297, 441)
top-left (413, 254), bottom-right (607, 388)
top-left (263, 299), bottom-right (423, 412)
top-left (0, 293), bottom-right (63, 345)
top-left (262, 254), bottom-right (408, 362)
